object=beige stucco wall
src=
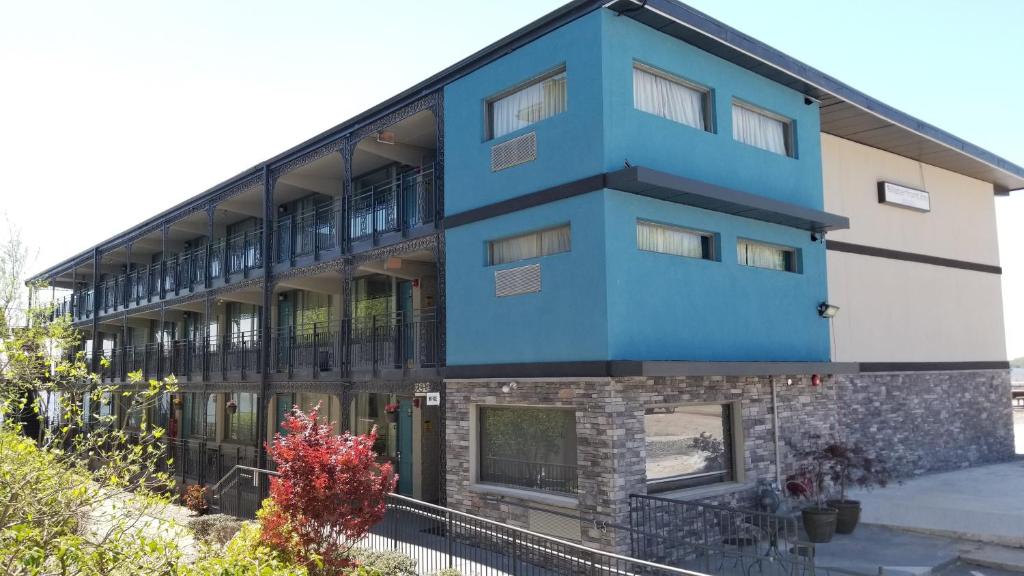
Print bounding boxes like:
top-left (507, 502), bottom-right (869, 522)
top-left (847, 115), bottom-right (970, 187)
top-left (822, 133), bottom-right (1006, 362)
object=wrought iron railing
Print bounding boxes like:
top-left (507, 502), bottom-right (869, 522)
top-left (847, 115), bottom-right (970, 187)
top-left (210, 472), bottom-right (706, 576)
top-left (348, 308), bottom-right (438, 373)
top-left (480, 457), bottom-right (579, 495)
top-left (628, 493), bottom-right (814, 576)
top-left (349, 164), bottom-right (436, 242)
top-left (274, 202), bottom-right (339, 263)
top-left (165, 439), bottom-right (261, 489)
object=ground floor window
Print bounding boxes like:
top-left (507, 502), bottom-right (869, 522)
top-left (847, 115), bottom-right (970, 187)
top-left (477, 406), bottom-right (578, 495)
top-left (227, 392), bottom-right (258, 444)
top-left (644, 403), bottom-right (737, 492)
top-left (352, 392), bottom-right (394, 458)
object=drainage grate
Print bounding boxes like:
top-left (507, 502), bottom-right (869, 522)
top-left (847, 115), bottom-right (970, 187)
top-left (491, 131), bottom-right (537, 172)
top-left (495, 263), bottom-right (541, 297)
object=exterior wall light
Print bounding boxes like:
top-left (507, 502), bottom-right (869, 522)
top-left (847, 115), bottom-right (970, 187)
top-left (817, 303), bottom-right (839, 318)
top-left (501, 382), bottom-right (518, 394)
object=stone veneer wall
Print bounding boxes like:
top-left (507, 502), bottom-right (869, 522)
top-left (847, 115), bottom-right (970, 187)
top-left (834, 370), bottom-right (1014, 477)
top-left (445, 370), bottom-right (1014, 553)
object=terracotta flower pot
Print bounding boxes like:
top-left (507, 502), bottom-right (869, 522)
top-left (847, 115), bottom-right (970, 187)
top-left (827, 499), bottom-right (861, 534)
top-left (802, 506), bottom-right (838, 543)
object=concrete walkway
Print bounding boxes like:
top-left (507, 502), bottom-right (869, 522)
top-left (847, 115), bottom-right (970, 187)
top-left (850, 460), bottom-right (1024, 548)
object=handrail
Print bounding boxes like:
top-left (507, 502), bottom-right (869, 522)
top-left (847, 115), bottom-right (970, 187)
top-left (211, 464), bottom-right (280, 495)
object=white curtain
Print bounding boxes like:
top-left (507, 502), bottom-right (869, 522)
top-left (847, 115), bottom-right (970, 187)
top-left (732, 104), bottom-right (787, 155)
top-left (737, 240), bottom-right (788, 271)
top-left (490, 225), bottom-right (571, 265)
top-left (633, 67), bottom-right (705, 130)
top-left (637, 221), bottom-right (703, 258)
top-left (491, 72), bottom-right (567, 139)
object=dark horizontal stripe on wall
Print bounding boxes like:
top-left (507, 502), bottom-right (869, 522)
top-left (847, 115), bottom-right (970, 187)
top-left (443, 175), bottom-right (606, 229)
top-left (858, 361), bottom-right (1010, 373)
top-left (445, 360), bottom-right (1010, 379)
top-left (445, 360), bottom-right (859, 379)
top-left (444, 166), bottom-right (848, 232)
top-left (826, 240), bottom-right (1002, 275)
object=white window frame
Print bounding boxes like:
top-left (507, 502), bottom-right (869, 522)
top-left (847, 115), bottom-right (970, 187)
top-left (486, 65), bottom-right (567, 140)
top-left (731, 99), bottom-right (795, 157)
top-left (632, 62), bottom-right (714, 132)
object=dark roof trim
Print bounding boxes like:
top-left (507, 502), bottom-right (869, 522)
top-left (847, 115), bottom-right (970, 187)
top-left (607, 166), bottom-right (849, 232)
top-left (608, 0), bottom-right (1024, 192)
top-left (28, 0), bottom-right (606, 283)
top-left (444, 166), bottom-right (849, 233)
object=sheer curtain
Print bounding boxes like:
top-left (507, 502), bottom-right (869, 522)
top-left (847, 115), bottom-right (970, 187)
top-left (491, 72), bottom-right (567, 139)
top-left (490, 225), bottom-right (571, 265)
top-left (637, 221), bottom-right (704, 258)
top-left (633, 67), bottom-right (705, 130)
top-left (737, 240), bottom-right (788, 271)
top-left (732, 104), bottom-right (787, 155)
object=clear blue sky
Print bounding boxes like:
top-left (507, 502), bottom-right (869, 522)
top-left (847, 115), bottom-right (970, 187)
top-left (0, 0), bottom-right (1021, 355)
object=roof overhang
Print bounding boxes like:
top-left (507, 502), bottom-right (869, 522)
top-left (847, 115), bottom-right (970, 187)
top-left (607, 166), bottom-right (849, 233)
top-left (606, 0), bottom-right (1024, 194)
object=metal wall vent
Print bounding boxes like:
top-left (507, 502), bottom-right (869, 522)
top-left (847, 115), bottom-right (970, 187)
top-left (528, 507), bottom-right (582, 542)
top-left (490, 131), bottom-right (537, 172)
top-left (494, 263), bottom-right (541, 297)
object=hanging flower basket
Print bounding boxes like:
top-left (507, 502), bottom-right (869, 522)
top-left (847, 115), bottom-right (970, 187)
top-left (226, 400), bottom-right (238, 415)
top-left (384, 403), bottom-right (400, 423)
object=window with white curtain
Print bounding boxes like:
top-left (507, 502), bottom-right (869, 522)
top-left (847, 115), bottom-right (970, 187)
top-left (732, 101), bottom-right (792, 156)
top-left (488, 68), bottom-right (567, 139)
top-left (488, 224), bottom-right (571, 266)
top-left (736, 239), bottom-right (797, 272)
top-left (637, 220), bottom-right (714, 260)
top-left (633, 64), bottom-right (710, 131)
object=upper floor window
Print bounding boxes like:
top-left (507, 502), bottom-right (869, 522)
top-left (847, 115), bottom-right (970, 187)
top-left (637, 220), bottom-right (714, 260)
top-left (737, 239), bottom-right (798, 272)
top-left (488, 224), bottom-right (570, 266)
top-left (488, 67), bottom-right (567, 139)
top-left (633, 63), bottom-right (711, 132)
top-left (732, 101), bottom-right (793, 157)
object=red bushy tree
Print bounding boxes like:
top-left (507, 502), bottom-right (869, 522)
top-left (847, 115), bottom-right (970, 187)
top-left (260, 404), bottom-right (396, 572)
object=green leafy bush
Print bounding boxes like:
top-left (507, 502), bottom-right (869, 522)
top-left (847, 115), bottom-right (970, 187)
top-left (187, 522), bottom-right (308, 575)
top-left (188, 514), bottom-right (244, 547)
top-left (348, 548), bottom-right (417, 576)
top-left (433, 569), bottom-right (464, 576)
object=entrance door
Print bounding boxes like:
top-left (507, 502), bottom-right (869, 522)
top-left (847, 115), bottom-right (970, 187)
top-left (397, 280), bottom-right (414, 368)
top-left (397, 398), bottom-right (414, 496)
top-left (275, 393), bottom-right (295, 434)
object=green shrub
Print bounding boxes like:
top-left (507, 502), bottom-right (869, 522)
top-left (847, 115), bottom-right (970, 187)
top-left (349, 548), bottom-right (417, 576)
top-left (433, 569), bottom-right (464, 576)
top-left (186, 522), bottom-right (308, 576)
top-left (188, 514), bottom-right (245, 547)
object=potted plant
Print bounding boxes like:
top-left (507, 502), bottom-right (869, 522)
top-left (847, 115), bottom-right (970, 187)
top-left (785, 457), bottom-right (838, 544)
top-left (822, 442), bottom-right (892, 534)
top-left (384, 402), bottom-right (399, 423)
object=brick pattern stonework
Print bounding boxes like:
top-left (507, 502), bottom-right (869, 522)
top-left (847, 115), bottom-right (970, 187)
top-left (445, 370), bottom-right (1014, 553)
top-left (834, 370), bottom-right (1014, 477)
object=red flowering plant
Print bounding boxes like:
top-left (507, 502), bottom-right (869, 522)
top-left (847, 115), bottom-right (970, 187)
top-left (260, 403), bottom-right (396, 573)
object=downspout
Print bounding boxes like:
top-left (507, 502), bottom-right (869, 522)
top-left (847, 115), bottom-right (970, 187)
top-left (771, 376), bottom-right (782, 490)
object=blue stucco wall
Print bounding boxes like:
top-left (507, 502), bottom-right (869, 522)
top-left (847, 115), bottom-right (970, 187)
top-left (601, 12), bottom-right (823, 210)
top-left (442, 8), bottom-right (830, 366)
top-left (445, 192), bottom-right (608, 366)
top-left (443, 11), bottom-right (605, 216)
top-left (603, 190), bottom-right (829, 361)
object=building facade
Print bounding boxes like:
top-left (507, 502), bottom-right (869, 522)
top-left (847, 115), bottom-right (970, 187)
top-left (30, 0), bottom-right (1022, 553)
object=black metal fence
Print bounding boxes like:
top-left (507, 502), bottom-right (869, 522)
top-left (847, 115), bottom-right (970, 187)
top-left (479, 456), bottom-right (578, 496)
top-left (628, 493), bottom-right (815, 576)
top-left (210, 469), bottom-right (708, 576)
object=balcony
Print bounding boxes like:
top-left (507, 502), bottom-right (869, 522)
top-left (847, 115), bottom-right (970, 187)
top-left (273, 201), bottom-right (340, 266)
top-left (348, 163), bottom-right (436, 244)
top-left (96, 309), bottom-right (440, 383)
